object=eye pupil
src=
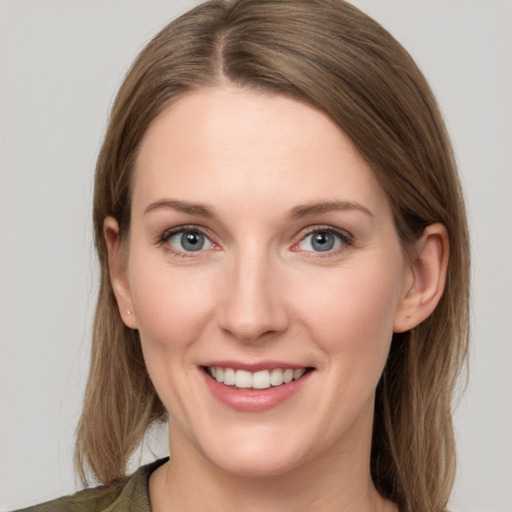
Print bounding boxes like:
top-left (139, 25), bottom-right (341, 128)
top-left (312, 231), bottom-right (335, 252)
top-left (181, 231), bottom-right (204, 251)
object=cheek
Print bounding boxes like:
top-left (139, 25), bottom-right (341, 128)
top-left (128, 257), bottom-right (215, 355)
top-left (293, 258), bottom-right (404, 359)
top-left (127, 258), bottom-right (218, 414)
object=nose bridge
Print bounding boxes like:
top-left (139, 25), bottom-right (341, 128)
top-left (218, 243), bottom-right (289, 342)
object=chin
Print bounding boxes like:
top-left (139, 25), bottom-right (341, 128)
top-left (189, 422), bottom-right (314, 478)
top-left (210, 448), bottom-right (305, 479)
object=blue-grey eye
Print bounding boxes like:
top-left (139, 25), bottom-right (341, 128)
top-left (298, 230), bottom-right (344, 252)
top-left (168, 230), bottom-right (213, 252)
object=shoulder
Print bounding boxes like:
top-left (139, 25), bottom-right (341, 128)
top-left (11, 482), bottom-right (125, 512)
top-left (11, 458), bottom-right (168, 512)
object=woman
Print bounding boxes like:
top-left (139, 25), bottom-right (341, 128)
top-left (15, 0), bottom-right (469, 511)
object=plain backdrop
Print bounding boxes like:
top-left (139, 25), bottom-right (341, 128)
top-left (1, 1), bottom-right (511, 510)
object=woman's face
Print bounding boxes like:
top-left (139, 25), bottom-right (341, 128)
top-left (114, 87), bottom-right (413, 477)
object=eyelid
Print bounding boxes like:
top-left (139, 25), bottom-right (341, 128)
top-left (292, 225), bottom-right (354, 253)
top-left (156, 224), bottom-right (353, 256)
top-left (157, 225), bottom-right (218, 254)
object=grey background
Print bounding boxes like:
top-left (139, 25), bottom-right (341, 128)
top-left (1, 1), bottom-right (511, 510)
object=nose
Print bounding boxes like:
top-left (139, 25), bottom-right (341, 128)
top-left (217, 249), bottom-right (290, 343)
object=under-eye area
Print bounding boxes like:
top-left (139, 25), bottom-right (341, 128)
top-left (203, 366), bottom-right (315, 390)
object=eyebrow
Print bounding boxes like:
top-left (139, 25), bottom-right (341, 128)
top-left (144, 199), bottom-right (218, 218)
top-left (288, 200), bottom-right (374, 219)
top-left (144, 198), bottom-right (373, 219)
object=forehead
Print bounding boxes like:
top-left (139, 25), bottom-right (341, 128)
top-left (133, 87), bottom-right (390, 217)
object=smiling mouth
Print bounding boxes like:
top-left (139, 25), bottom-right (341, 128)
top-left (204, 366), bottom-right (312, 390)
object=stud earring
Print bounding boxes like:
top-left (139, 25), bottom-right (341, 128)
top-left (127, 310), bottom-right (131, 315)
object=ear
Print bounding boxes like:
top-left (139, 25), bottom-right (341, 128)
top-left (393, 223), bottom-right (449, 333)
top-left (104, 216), bottom-right (138, 329)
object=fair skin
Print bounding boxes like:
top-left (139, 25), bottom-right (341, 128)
top-left (105, 87), bottom-right (448, 512)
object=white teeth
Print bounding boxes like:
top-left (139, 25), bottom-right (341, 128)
top-left (252, 370), bottom-right (271, 389)
top-left (235, 370), bottom-right (252, 388)
top-left (294, 368), bottom-right (306, 380)
top-left (223, 367), bottom-right (236, 386)
top-left (270, 368), bottom-right (284, 386)
top-left (207, 366), bottom-right (308, 389)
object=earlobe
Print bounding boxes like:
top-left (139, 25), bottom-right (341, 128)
top-left (104, 216), bottom-right (138, 329)
top-left (393, 223), bottom-right (449, 333)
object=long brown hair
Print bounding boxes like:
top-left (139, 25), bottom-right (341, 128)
top-left (75, 2), bottom-right (470, 510)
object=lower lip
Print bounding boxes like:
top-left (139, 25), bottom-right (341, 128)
top-left (203, 370), bottom-right (312, 412)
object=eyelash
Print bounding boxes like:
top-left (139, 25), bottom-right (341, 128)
top-left (157, 225), bottom-right (354, 257)
top-left (157, 225), bottom-right (216, 258)
top-left (293, 226), bottom-right (353, 256)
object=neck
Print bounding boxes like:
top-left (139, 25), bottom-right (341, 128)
top-left (149, 426), bottom-right (397, 512)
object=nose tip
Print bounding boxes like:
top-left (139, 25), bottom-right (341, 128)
top-left (221, 308), bottom-right (287, 343)
top-left (217, 260), bottom-right (289, 343)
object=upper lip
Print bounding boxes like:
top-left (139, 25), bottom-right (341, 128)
top-left (201, 360), bottom-right (312, 372)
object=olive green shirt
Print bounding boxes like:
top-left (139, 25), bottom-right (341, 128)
top-left (12, 458), bottom-right (168, 512)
